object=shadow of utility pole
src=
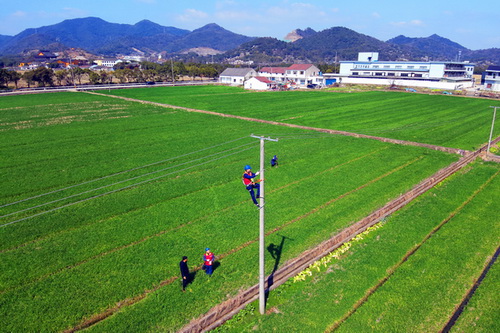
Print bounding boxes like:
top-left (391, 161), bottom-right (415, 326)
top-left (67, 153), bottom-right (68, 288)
top-left (265, 234), bottom-right (293, 302)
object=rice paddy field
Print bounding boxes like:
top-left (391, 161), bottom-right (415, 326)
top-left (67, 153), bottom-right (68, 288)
top-left (0, 86), bottom-right (498, 332)
top-left (99, 85), bottom-right (499, 151)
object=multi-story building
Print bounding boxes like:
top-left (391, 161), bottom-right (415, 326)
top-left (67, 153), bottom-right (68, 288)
top-left (258, 67), bottom-right (287, 83)
top-left (482, 65), bottom-right (500, 91)
top-left (328, 52), bottom-right (475, 90)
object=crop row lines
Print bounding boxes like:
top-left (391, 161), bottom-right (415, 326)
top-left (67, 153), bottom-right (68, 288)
top-left (84, 91), bottom-right (472, 157)
top-left (65, 154), bottom-right (419, 332)
top-left (1, 144), bottom-right (380, 293)
top-left (326, 167), bottom-right (499, 332)
top-left (178, 146), bottom-right (485, 332)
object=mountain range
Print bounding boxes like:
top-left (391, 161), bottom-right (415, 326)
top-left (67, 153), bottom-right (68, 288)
top-left (0, 17), bottom-right (498, 65)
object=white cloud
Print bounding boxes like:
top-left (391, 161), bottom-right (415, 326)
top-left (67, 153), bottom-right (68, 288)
top-left (372, 12), bottom-right (381, 19)
top-left (390, 19), bottom-right (425, 27)
top-left (410, 19), bottom-right (424, 26)
top-left (215, 10), bottom-right (255, 21)
top-left (176, 9), bottom-right (209, 22)
top-left (11, 11), bottom-right (27, 18)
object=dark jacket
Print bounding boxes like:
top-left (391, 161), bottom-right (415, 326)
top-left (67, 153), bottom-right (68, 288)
top-left (179, 260), bottom-right (189, 278)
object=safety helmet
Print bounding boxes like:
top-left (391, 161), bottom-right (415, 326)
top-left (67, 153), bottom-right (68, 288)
top-left (244, 165), bottom-right (251, 171)
top-left (205, 248), bottom-right (210, 251)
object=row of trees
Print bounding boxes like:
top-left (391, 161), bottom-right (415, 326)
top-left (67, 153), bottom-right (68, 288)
top-left (0, 61), bottom-right (342, 89)
top-left (0, 61), bottom-right (229, 89)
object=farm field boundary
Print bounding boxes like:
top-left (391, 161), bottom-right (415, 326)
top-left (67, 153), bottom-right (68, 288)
top-left (84, 91), bottom-right (474, 157)
top-left (178, 143), bottom-right (488, 332)
top-left (442, 245), bottom-right (500, 332)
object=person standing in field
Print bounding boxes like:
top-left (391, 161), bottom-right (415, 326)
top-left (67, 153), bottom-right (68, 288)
top-left (202, 248), bottom-right (215, 276)
top-left (179, 256), bottom-right (189, 292)
top-left (242, 165), bottom-right (262, 208)
top-left (270, 155), bottom-right (278, 167)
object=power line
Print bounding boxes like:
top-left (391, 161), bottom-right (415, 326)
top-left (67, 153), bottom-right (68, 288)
top-left (1, 141), bottom-right (257, 221)
top-left (1, 144), bottom-right (258, 228)
top-left (1, 136), bottom-right (250, 209)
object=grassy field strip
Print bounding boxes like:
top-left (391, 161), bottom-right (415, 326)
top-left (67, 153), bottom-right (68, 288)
top-left (87, 90), bottom-right (469, 156)
top-left (2, 144), bottom-right (422, 300)
top-left (443, 246), bottom-right (500, 332)
top-left (450, 249), bottom-right (500, 332)
top-left (0, 142), bottom-right (258, 227)
top-left (0, 134), bottom-right (382, 252)
top-left (0, 146), bottom-right (394, 294)
top-left (0, 135), bottom-right (252, 211)
top-left (210, 162), bottom-right (499, 332)
top-left (2, 88), bottom-right (491, 332)
top-left (328, 167), bottom-right (500, 331)
top-left (100, 87), bottom-right (498, 150)
top-left (60, 152), bottom-right (448, 330)
top-left (334, 167), bottom-right (499, 332)
top-left (181, 153), bottom-right (482, 331)
top-left (81, 153), bottom-right (452, 332)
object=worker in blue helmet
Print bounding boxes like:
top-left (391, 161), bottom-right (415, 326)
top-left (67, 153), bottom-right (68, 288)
top-left (270, 155), bottom-right (278, 167)
top-left (242, 165), bottom-right (262, 208)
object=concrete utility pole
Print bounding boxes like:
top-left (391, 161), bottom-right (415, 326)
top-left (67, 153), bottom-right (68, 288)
top-left (171, 58), bottom-right (175, 83)
top-left (250, 134), bottom-right (278, 315)
top-left (487, 106), bottom-right (498, 157)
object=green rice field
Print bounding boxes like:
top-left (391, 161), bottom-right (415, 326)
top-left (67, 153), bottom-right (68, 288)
top-left (0, 87), bottom-right (498, 332)
top-left (100, 85), bottom-right (499, 151)
top-left (214, 161), bottom-right (499, 332)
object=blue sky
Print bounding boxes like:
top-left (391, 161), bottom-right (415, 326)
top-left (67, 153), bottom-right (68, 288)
top-left (0, 0), bottom-right (498, 50)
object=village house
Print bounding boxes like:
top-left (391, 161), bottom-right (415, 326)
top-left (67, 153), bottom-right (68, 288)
top-left (284, 64), bottom-right (323, 87)
top-left (258, 67), bottom-right (287, 83)
top-left (482, 65), bottom-right (500, 92)
top-left (243, 76), bottom-right (274, 90)
top-left (220, 64), bottom-right (325, 90)
top-left (219, 68), bottom-right (257, 86)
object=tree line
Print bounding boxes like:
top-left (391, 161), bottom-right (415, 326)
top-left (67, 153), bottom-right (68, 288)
top-left (0, 61), bottom-right (229, 89)
top-left (0, 61), bottom-right (342, 90)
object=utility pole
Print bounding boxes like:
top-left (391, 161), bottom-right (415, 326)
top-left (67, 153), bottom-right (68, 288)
top-left (487, 106), bottom-right (498, 156)
top-left (171, 58), bottom-right (175, 83)
top-left (250, 134), bottom-right (278, 315)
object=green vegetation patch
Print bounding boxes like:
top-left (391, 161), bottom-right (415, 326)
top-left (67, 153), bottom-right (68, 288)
top-left (212, 162), bottom-right (499, 332)
top-left (451, 257), bottom-right (500, 333)
top-left (0, 91), bottom-right (459, 332)
top-left (100, 85), bottom-right (499, 151)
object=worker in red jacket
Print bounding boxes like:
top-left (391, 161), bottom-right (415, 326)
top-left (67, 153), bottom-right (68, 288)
top-left (202, 248), bottom-right (215, 276)
top-left (242, 165), bottom-right (262, 208)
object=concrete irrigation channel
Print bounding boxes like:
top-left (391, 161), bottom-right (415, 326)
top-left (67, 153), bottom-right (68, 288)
top-left (178, 139), bottom-right (499, 333)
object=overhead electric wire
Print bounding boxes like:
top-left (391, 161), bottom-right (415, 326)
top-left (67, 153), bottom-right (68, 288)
top-left (0, 144), bottom-right (258, 228)
top-left (0, 140), bottom-right (257, 221)
top-left (0, 136), bottom-right (250, 209)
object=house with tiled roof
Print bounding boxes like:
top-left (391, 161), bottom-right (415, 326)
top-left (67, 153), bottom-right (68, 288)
top-left (244, 76), bottom-right (275, 90)
top-left (482, 65), bottom-right (500, 91)
top-left (285, 64), bottom-right (322, 87)
top-left (256, 64), bottom-right (324, 88)
top-left (219, 68), bottom-right (257, 85)
top-left (258, 67), bottom-right (287, 83)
